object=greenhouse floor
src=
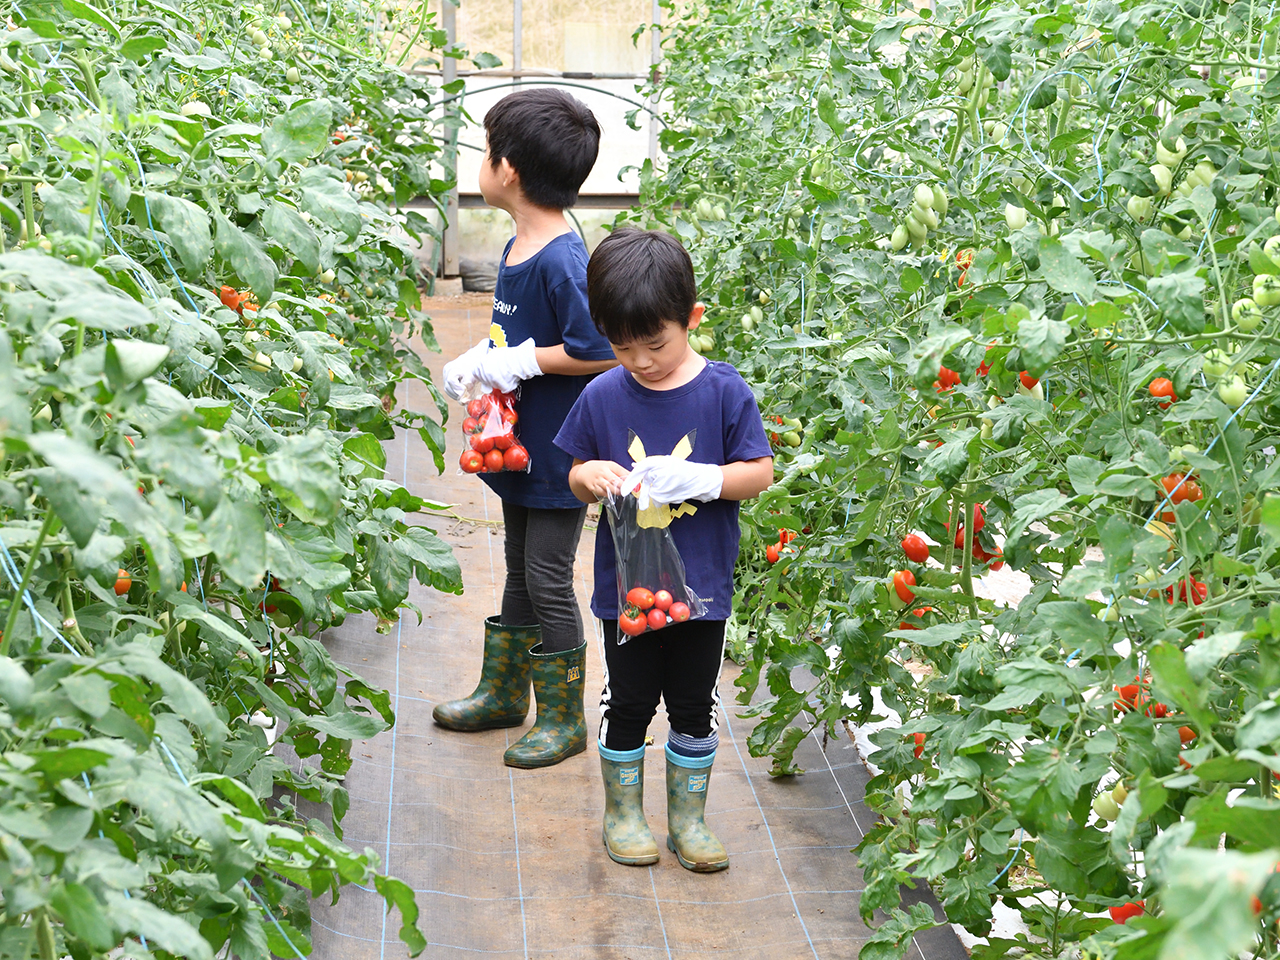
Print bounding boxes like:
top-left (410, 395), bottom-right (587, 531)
top-left (306, 294), bottom-right (969, 960)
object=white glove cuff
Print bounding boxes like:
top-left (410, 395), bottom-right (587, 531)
top-left (512, 338), bottom-right (543, 380)
top-left (690, 462), bottom-right (724, 502)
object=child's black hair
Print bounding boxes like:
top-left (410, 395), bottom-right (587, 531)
top-left (483, 89), bottom-right (601, 210)
top-left (586, 228), bottom-right (697, 344)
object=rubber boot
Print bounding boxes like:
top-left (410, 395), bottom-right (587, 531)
top-left (665, 745), bottom-right (729, 873)
top-left (599, 743), bottom-right (660, 866)
top-left (431, 617), bottom-right (535, 731)
top-left (502, 641), bottom-right (588, 768)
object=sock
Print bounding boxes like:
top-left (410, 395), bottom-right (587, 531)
top-left (667, 730), bottom-right (717, 759)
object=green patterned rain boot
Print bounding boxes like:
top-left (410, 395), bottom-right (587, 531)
top-left (502, 641), bottom-right (588, 768)
top-left (599, 743), bottom-right (660, 866)
top-left (665, 746), bottom-right (729, 873)
top-left (431, 617), bottom-right (535, 731)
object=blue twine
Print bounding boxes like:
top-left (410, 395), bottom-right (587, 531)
top-left (988, 829), bottom-right (1025, 886)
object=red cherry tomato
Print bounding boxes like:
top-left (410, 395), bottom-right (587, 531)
top-left (901, 534), bottom-right (930, 564)
top-left (1019, 371), bottom-right (1039, 389)
top-left (462, 417), bottom-right (480, 435)
top-left (654, 590), bottom-right (674, 611)
top-left (1109, 901), bottom-right (1144, 925)
top-left (669, 602), bottom-right (691, 622)
top-left (619, 608), bottom-right (648, 637)
top-left (647, 608), bottom-right (667, 631)
top-left (892, 569), bottom-right (916, 603)
top-left (1149, 377), bottom-right (1177, 409)
top-left (493, 433), bottom-right (515, 451)
top-left (502, 409), bottom-right (518, 426)
top-left (766, 543), bottom-right (781, 564)
top-left (912, 732), bottom-right (926, 759)
top-left (1179, 725), bottom-right (1197, 743)
top-left (460, 450), bottom-right (484, 474)
top-left (466, 398), bottom-right (486, 419)
top-left (483, 449), bottom-right (505, 473)
top-left (937, 365), bottom-right (962, 390)
top-left (779, 528), bottom-right (796, 544)
top-left (503, 445), bottom-right (529, 471)
top-left (114, 569), bottom-right (132, 596)
top-left (626, 587), bottom-right (656, 610)
top-left (470, 434), bottom-right (495, 454)
top-left (956, 248), bottom-right (974, 269)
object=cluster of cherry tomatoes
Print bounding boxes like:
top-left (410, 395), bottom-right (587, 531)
top-left (218, 284), bottom-right (258, 319)
top-left (618, 586), bottom-right (692, 637)
top-left (764, 527), bottom-right (798, 564)
top-left (458, 391), bottom-right (530, 474)
top-left (1158, 471), bottom-right (1204, 523)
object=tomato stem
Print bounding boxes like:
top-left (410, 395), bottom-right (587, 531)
top-left (2, 511), bottom-right (59, 657)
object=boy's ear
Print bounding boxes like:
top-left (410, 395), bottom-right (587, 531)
top-left (687, 301), bottom-right (705, 331)
top-left (498, 156), bottom-right (519, 188)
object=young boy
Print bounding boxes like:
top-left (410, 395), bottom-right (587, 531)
top-left (433, 89), bottom-right (617, 769)
top-left (553, 228), bottom-right (773, 872)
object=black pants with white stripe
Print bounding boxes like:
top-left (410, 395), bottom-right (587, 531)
top-left (598, 618), bottom-right (727, 752)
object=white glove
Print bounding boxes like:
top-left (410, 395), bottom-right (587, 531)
top-left (473, 338), bottom-right (543, 394)
top-left (441, 338), bottom-right (490, 401)
top-left (622, 456), bottom-right (723, 508)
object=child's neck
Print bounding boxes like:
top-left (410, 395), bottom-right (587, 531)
top-left (503, 200), bottom-right (574, 267)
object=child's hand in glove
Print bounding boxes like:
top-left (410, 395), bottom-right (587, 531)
top-left (622, 456), bottom-right (724, 508)
top-left (441, 339), bottom-right (490, 401)
top-left (473, 338), bottom-right (543, 393)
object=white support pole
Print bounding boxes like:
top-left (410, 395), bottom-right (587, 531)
top-left (513, 0), bottom-right (522, 83)
top-left (441, 0), bottom-right (460, 278)
top-left (648, 0), bottom-right (661, 167)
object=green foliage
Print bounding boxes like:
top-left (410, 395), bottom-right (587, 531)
top-left (0, 0), bottom-right (463, 955)
top-left (636, 0), bottom-right (1280, 956)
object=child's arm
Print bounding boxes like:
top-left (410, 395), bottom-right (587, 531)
top-left (568, 458), bottom-right (631, 504)
top-left (535, 344), bottom-right (618, 377)
top-left (718, 456), bottom-right (774, 500)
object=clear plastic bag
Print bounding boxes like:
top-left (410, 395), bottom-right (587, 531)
top-left (603, 490), bottom-right (706, 644)
top-left (456, 388), bottom-right (531, 475)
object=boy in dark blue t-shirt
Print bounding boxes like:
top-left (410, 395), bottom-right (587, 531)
top-left (433, 90), bottom-right (616, 770)
top-left (554, 229), bottom-right (773, 872)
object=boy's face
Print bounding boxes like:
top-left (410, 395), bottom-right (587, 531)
top-left (610, 305), bottom-right (705, 387)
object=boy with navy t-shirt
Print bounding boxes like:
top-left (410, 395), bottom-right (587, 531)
top-left (433, 90), bottom-right (617, 770)
top-left (554, 229), bottom-right (773, 872)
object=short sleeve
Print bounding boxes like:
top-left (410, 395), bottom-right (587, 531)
top-left (721, 369), bottom-right (773, 463)
top-left (553, 387), bottom-right (601, 463)
top-left (549, 272), bottom-right (616, 361)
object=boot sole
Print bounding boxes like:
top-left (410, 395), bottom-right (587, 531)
top-left (432, 712), bottom-right (528, 732)
top-left (503, 737), bottom-right (587, 769)
top-left (667, 834), bottom-right (729, 873)
top-left (602, 828), bottom-right (660, 866)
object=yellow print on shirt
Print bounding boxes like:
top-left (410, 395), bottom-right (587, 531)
top-left (488, 321), bottom-right (508, 348)
top-left (628, 430), bottom-right (698, 530)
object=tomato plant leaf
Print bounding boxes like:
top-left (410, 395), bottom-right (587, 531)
top-left (149, 194), bottom-right (212, 275)
top-left (213, 212), bottom-right (277, 303)
top-left (263, 100), bottom-right (334, 163)
top-left (262, 201), bottom-right (321, 275)
top-left (203, 499), bottom-right (267, 590)
top-left (980, 39), bottom-right (1012, 81)
top-left (1015, 313), bottom-right (1068, 376)
top-left (375, 874), bottom-right (427, 957)
top-left (1236, 698), bottom-right (1280, 750)
top-left (1036, 240), bottom-right (1096, 302)
top-left (61, 0), bottom-right (120, 36)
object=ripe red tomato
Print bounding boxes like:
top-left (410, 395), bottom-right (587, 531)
top-left (483, 449), bottom-right (505, 472)
top-left (1150, 702), bottom-right (1169, 718)
top-left (462, 416), bottom-right (480, 435)
top-left (1109, 901), bottom-right (1144, 925)
top-left (901, 534), bottom-right (930, 563)
top-left (1166, 578), bottom-right (1207, 606)
top-left (766, 544), bottom-right (780, 564)
top-left (503, 445), bottom-right (529, 471)
top-left (466, 398), bottom-right (486, 419)
top-left (912, 732), bottom-right (926, 759)
top-left (502, 409), bottom-right (518, 426)
top-left (470, 434), bottom-right (495, 454)
top-left (779, 528), bottom-right (796, 544)
top-left (892, 569), bottom-right (916, 603)
top-left (647, 609), bottom-right (667, 631)
top-left (460, 450), bottom-right (484, 473)
top-left (114, 569), bottom-right (132, 596)
top-left (1113, 683), bottom-right (1141, 711)
top-left (1149, 377), bottom-right (1177, 409)
top-left (493, 433), bottom-right (515, 451)
top-left (1252, 894), bottom-right (1264, 916)
top-left (956, 248), bottom-right (974, 269)
top-left (1178, 725), bottom-right (1197, 744)
top-left (219, 285), bottom-right (242, 312)
top-left (971, 503), bottom-right (986, 533)
top-left (669, 601), bottom-right (691, 622)
top-left (937, 365), bottom-right (962, 390)
top-left (1019, 371), bottom-right (1039, 389)
top-left (619, 608), bottom-right (648, 637)
top-left (653, 590), bottom-right (673, 611)
top-left (627, 587), bottom-right (656, 610)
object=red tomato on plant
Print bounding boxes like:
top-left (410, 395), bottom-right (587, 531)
top-left (114, 569), bottom-right (132, 596)
top-left (219, 285), bottom-right (242, 312)
top-left (483, 449), bottom-right (505, 473)
top-left (766, 543), bottom-right (781, 564)
top-left (956, 248), bottom-right (974, 269)
top-left (1149, 377), bottom-right (1177, 409)
top-left (619, 608), bottom-right (647, 637)
top-left (503, 445), bottom-right (529, 471)
top-left (1109, 901), bottom-right (1144, 925)
top-left (901, 534), bottom-right (930, 563)
top-left (669, 602), bottom-right (691, 622)
top-left (912, 732), bottom-right (926, 759)
top-left (892, 569), bottom-right (916, 603)
top-left (647, 609), bottom-right (667, 631)
top-left (779, 528), bottom-right (796, 544)
top-left (654, 590), bottom-right (673, 611)
top-left (626, 587), bottom-right (656, 610)
top-left (1178, 725), bottom-right (1196, 743)
top-left (1019, 371), bottom-right (1039, 389)
top-left (460, 450), bottom-right (484, 473)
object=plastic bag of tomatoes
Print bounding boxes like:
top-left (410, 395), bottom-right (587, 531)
top-left (457, 389), bottom-right (531, 475)
top-left (603, 491), bottom-right (705, 644)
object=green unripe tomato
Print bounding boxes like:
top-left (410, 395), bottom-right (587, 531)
top-left (750, 305), bottom-right (764, 324)
top-left (1202, 348), bottom-right (1233, 381)
top-left (1092, 792), bottom-right (1120, 821)
top-left (890, 225), bottom-right (909, 250)
top-left (286, 66), bottom-right (301, 83)
top-left (914, 203), bottom-right (939, 229)
top-left (1150, 163), bottom-right (1173, 196)
top-left (905, 214), bottom-right (928, 242)
top-left (1005, 203), bottom-right (1028, 230)
top-left (758, 289), bottom-right (771, 305)
top-left (1155, 136), bottom-right (1187, 166)
top-left (712, 204), bottom-right (726, 221)
top-left (1264, 235), bottom-right (1280, 267)
top-left (1253, 274), bottom-right (1280, 307)
top-left (913, 184), bottom-right (935, 209)
top-left (1218, 375), bottom-right (1248, 408)
top-left (781, 430), bottom-right (802, 447)
top-left (1127, 195), bottom-right (1152, 221)
top-left (1233, 297), bottom-right (1263, 331)
top-left (931, 185), bottom-right (948, 218)
top-left (1111, 782), bottom-right (1129, 804)
top-left (741, 314), bottom-right (755, 331)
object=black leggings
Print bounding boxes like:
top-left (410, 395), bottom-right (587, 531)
top-left (598, 618), bottom-right (727, 752)
top-left (500, 501), bottom-right (588, 654)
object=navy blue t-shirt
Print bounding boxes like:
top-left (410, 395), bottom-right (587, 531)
top-left (554, 361), bottom-right (773, 620)
top-left (480, 233), bottom-right (616, 509)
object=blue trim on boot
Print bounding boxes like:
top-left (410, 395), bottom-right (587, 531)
top-left (665, 743), bottom-right (716, 769)
top-left (599, 741), bottom-right (646, 763)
